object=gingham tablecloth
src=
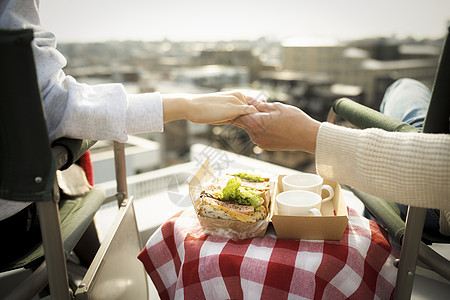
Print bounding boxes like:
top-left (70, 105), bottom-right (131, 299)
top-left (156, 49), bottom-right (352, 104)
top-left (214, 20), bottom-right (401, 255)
top-left (138, 207), bottom-right (400, 300)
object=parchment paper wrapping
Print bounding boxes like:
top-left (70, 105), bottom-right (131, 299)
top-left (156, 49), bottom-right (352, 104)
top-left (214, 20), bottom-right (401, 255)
top-left (189, 158), bottom-right (272, 239)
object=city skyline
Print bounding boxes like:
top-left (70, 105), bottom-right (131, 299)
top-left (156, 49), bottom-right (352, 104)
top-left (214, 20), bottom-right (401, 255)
top-left (40, 0), bottom-right (450, 43)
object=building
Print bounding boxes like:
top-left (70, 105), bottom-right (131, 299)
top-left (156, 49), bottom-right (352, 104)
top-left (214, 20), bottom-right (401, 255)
top-left (90, 136), bottom-right (161, 184)
top-left (172, 65), bottom-right (250, 90)
top-left (193, 48), bottom-right (264, 82)
top-left (281, 36), bottom-right (439, 108)
top-left (257, 70), bottom-right (362, 121)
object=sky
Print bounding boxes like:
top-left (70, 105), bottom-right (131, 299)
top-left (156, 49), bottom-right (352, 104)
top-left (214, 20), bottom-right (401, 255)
top-left (39, 0), bottom-right (450, 43)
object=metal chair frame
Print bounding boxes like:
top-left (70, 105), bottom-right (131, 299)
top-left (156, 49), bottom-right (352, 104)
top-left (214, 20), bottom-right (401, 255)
top-left (1, 28), bottom-right (147, 299)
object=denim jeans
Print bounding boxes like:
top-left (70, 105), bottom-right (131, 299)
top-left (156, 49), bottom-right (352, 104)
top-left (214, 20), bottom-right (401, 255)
top-left (379, 78), bottom-right (440, 233)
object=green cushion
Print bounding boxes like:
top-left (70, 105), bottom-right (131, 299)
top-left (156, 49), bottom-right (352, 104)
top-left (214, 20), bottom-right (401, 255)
top-left (353, 187), bottom-right (450, 245)
top-left (2, 187), bottom-right (105, 271)
top-left (351, 188), bottom-right (405, 243)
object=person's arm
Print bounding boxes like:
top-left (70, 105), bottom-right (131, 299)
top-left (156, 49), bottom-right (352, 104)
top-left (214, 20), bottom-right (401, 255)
top-left (236, 101), bottom-right (450, 211)
top-left (44, 74), bottom-right (257, 143)
top-left (316, 122), bottom-right (450, 211)
top-left (2, 1), bottom-right (257, 142)
top-left (2, 0), bottom-right (140, 142)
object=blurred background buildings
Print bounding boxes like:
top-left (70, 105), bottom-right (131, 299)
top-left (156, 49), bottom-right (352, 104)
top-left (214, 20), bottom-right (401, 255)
top-left (56, 32), bottom-right (445, 181)
top-left (39, 0), bottom-right (450, 182)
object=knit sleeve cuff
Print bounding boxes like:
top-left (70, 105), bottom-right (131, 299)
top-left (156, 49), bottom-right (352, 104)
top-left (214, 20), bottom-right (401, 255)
top-left (315, 122), bottom-right (361, 182)
top-left (126, 92), bottom-right (163, 134)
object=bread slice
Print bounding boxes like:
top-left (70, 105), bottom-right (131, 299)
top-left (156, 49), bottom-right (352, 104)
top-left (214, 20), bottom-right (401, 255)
top-left (198, 193), bottom-right (267, 223)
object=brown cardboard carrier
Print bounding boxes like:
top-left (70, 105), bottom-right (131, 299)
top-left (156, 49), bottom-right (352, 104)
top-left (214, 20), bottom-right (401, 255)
top-left (189, 159), bottom-right (348, 241)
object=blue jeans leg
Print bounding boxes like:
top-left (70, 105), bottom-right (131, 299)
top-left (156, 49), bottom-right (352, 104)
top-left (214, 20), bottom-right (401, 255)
top-left (380, 78), bottom-right (440, 233)
top-left (380, 78), bottom-right (430, 130)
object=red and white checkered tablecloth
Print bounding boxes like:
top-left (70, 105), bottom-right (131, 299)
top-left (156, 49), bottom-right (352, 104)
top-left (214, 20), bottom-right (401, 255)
top-left (138, 207), bottom-right (400, 300)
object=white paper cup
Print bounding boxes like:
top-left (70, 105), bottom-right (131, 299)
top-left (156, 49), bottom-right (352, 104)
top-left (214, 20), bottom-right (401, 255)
top-left (276, 190), bottom-right (322, 216)
top-left (282, 173), bottom-right (334, 202)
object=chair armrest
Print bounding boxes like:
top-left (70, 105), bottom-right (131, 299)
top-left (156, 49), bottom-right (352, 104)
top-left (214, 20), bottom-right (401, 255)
top-left (52, 138), bottom-right (97, 170)
top-left (332, 98), bottom-right (420, 133)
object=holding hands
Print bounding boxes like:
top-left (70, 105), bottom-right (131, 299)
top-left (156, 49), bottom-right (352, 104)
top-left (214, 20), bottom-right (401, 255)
top-left (162, 89), bottom-right (321, 154)
top-left (233, 98), bottom-right (321, 154)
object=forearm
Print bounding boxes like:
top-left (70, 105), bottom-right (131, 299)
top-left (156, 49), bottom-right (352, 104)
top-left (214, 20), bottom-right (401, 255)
top-left (316, 122), bottom-right (450, 210)
top-left (298, 115), bottom-right (321, 154)
top-left (280, 116), bottom-right (320, 153)
top-left (162, 94), bottom-right (189, 123)
top-left (44, 77), bottom-right (164, 142)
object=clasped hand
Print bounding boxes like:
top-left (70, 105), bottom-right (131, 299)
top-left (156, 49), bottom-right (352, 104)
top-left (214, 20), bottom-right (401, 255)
top-left (162, 90), bottom-right (258, 124)
top-left (162, 90), bottom-right (320, 154)
top-left (233, 98), bottom-right (321, 154)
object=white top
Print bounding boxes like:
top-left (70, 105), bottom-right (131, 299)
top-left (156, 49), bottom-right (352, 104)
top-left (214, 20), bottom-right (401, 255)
top-left (316, 122), bottom-right (450, 235)
top-left (0, 0), bottom-right (164, 220)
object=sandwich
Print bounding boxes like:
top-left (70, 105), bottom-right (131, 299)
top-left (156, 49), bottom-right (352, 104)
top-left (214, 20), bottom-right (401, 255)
top-left (198, 172), bottom-right (271, 223)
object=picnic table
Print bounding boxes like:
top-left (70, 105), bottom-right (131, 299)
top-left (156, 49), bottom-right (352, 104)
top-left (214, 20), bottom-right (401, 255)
top-left (138, 204), bottom-right (400, 299)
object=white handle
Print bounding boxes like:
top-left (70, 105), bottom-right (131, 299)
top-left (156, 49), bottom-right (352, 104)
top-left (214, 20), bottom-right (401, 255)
top-left (321, 185), bottom-right (334, 202)
top-left (309, 208), bottom-right (322, 216)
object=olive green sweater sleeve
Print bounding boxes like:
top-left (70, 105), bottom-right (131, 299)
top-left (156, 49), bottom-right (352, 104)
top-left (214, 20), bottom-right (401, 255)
top-left (315, 122), bottom-right (450, 235)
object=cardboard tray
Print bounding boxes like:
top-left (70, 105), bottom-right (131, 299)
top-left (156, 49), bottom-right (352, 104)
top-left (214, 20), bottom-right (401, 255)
top-left (189, 159), bottom-right (348, 240)
top-left (271, 175), bottom-right (348, 240)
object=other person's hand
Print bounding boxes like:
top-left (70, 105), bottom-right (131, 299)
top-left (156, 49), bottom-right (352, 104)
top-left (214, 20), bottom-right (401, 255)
top-left (233, 99), bottom-right (321, 153)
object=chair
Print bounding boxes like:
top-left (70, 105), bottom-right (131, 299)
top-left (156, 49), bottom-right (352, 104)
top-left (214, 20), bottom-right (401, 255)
top-left (0, 29), bottom-right (148, 299)
top-left (327, 27), bottom-right (450, 299)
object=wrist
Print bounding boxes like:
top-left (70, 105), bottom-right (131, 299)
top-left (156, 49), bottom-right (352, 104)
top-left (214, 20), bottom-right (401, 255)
top-left (162, 94), bottom-right (190, 123)
top-left (287, 105), bottom-right (321, 153)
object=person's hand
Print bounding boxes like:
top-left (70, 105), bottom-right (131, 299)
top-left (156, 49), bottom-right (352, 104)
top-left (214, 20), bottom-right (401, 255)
top-left (162, 90), bottom-right (258, 124)
top-left (233, 100), bottom-right (321, 153)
